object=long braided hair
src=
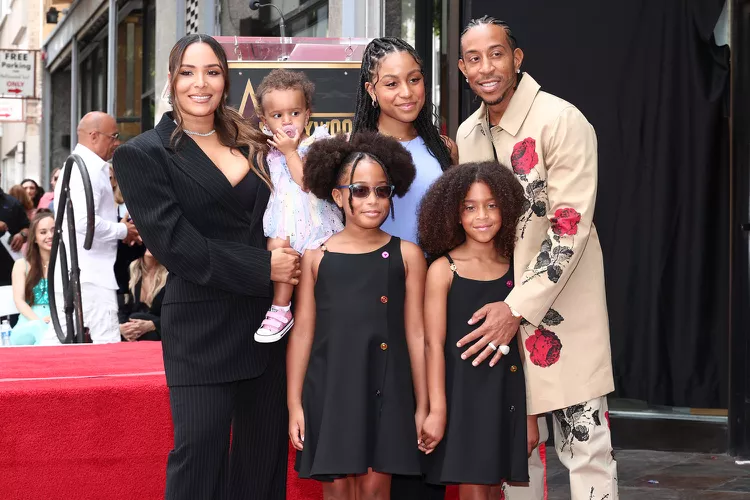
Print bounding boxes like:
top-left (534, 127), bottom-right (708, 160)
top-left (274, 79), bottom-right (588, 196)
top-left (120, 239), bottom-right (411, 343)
top-left (352, 37), bottom-right (452, 171)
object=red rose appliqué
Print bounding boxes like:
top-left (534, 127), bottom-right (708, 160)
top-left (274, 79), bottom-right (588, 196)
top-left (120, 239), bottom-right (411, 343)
top-left (605, 411), bottom-right (610, 429)
top-left (551, 207), bottom-right (581, 236)
top-left (511, 138), bottom-right (539, 175)
top-left (525, 328), bottom-right (563, 367)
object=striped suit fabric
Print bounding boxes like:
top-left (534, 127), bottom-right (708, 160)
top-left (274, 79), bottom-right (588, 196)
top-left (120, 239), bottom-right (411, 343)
top-left (113, 113), bottom-right (287, 500)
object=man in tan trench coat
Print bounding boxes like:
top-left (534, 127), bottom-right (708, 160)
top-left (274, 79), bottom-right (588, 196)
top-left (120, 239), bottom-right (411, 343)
top-left (454, 16), bottom-right (618, 500)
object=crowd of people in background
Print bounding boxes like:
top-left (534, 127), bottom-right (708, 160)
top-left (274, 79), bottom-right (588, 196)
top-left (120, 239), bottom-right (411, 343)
top-left (0, 16), bottom-right (619, 500)
top-left (1, 112), bottom-right (159, 346)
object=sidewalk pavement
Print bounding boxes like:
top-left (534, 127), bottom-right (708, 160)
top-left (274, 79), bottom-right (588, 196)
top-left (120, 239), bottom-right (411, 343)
top-left (546, 449), bottom-right (750, 499)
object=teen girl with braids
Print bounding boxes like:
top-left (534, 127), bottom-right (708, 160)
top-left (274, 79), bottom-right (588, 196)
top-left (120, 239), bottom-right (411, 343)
top-left (255, 69), bottom-right (344, 343)
top-left (352, 37), bottom-right (459, 246)
top-left (287, 131), bottom-right (428, 499)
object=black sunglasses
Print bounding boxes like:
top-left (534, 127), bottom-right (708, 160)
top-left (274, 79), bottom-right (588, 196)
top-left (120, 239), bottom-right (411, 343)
top-left (336, 183), bottom-right (395, 199)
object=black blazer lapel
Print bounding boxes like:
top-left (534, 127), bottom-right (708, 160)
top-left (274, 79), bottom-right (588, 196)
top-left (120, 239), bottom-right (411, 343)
top-left (155, 114), bottom-right (252, 224)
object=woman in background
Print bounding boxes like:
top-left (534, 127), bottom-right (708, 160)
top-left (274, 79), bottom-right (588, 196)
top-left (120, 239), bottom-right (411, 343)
top-left (21, 178), bottom-right (44, 208)
top-left (10, 184), bottom-right (36, 221)
top-left (10, 211), bottom-right (54, 345)
top-left (119, 249), bottom-right (167, 341)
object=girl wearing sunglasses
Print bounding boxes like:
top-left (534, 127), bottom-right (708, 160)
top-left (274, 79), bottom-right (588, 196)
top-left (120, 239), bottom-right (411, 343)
top-left (286, 131), bottom-right (428, 499)
top-left (416, 162), bottom-right (534, 497)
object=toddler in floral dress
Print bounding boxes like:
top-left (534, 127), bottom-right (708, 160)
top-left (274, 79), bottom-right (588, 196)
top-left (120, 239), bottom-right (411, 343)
top-left (255, 69), bottom-right (343, 343)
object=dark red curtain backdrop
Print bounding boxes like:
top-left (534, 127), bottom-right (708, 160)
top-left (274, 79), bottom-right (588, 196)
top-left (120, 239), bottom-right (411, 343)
top-left (462, 0), bottom-right (730, 407)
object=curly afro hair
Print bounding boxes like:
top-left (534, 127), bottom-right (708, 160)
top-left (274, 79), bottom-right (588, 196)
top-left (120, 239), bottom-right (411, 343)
top-left (417, 161), bottom-right (526, 261)
top-left (304, 131), bottom-right (416, 220)
top-left (255, 69), bottom-right (315, 116)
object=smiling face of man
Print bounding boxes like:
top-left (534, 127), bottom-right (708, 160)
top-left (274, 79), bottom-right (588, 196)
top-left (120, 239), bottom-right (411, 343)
top-left (459, 22), bottom-right (524, 108)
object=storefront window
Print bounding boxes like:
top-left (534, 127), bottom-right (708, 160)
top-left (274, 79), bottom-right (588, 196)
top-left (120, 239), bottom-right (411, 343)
top-left (385, 0), bottom-right (448, 133)
top-left (78, 39), bottom-right (107, 117)
top-left (116, 14), bottom-right (143, 140)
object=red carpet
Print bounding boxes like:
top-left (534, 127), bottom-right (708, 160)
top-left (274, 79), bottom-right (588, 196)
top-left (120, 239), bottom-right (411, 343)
top-left (0, 343), bottom-right (517, 499)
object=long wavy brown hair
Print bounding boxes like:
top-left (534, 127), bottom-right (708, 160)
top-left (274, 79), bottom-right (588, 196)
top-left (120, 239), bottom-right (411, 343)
top-left (25, 211), bottom-right (54, 305)
top-left (9, 185), bottom-right (33, 211)
top-left (168, 34), bottom-right (271, 187)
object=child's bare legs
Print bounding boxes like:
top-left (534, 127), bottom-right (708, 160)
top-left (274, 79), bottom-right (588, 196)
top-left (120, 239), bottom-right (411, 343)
top-left (268, 237), bottom-right (294, 306)
top-left (321, 471), bottom-right (391, 500)
top-left (458, 484), bottom-right (504, 500)
top-left (323, 477), bottom-right (355, 500)
top-left (356, 470), bottom-right (391, 500)
top-left (254, 237), bottom-right (296, 343)
top-left (266, 237), bottom-right (295, 307)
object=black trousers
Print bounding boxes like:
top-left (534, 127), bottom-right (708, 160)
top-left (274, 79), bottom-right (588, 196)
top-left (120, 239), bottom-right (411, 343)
top-left (165, 344), bottom-right (287, 500)
top-left (391, 475), bottom-right (446, 500)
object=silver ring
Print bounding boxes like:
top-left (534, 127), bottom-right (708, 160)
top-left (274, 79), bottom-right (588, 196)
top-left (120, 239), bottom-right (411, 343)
top-left (488, 341), bottom-right (498, 351)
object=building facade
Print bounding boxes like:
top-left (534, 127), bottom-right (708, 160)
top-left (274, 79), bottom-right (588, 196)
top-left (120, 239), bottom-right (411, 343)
top-left (41, 0), bottom-right (453, 184)
top-left (0, 0), bottom-right (47, 189)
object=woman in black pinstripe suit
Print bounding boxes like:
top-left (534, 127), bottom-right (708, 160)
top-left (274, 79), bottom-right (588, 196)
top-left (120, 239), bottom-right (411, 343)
top-left (113, 34), bottom-right (300, 500)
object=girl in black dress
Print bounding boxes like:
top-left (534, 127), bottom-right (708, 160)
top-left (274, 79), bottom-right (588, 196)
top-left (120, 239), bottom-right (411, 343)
top-left (417, 162), bottom-right (534, 499)
top-left (287, 131), bottom-right (428, 499)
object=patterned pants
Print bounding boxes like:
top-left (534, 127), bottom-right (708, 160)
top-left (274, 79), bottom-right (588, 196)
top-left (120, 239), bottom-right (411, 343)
top-left (505, 396), bottom-right (618, 500)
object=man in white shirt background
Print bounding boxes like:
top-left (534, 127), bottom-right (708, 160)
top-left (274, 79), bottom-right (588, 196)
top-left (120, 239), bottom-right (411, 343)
top-left (42, 111), bottom-right (139, 344)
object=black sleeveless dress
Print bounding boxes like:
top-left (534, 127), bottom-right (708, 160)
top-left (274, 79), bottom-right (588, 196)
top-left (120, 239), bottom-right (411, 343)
top-left (295, 237), bottom-right (421, 481)
top-left (425, 255), bottom-right (529, 486)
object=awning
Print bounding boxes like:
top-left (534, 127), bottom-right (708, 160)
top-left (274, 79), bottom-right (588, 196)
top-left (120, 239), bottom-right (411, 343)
top-left (43, 0), bottom-right (108, 68)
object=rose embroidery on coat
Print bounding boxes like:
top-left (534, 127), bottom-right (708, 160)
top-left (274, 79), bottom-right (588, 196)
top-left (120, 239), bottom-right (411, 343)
top-left (525, 328), bottom-right (563, 367)
top-left (524, 236), bottom-right (575, 284)
top-left (511, 138), bottom-right (539, 176)
top-left (522, 207), bottom-right (582, 284)
top-left (552, 207), bottom-right (581, 236)
top-left (521, 308), bottom-right (564, 367)
top-left (519, 179), bottom-right (548, 238)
